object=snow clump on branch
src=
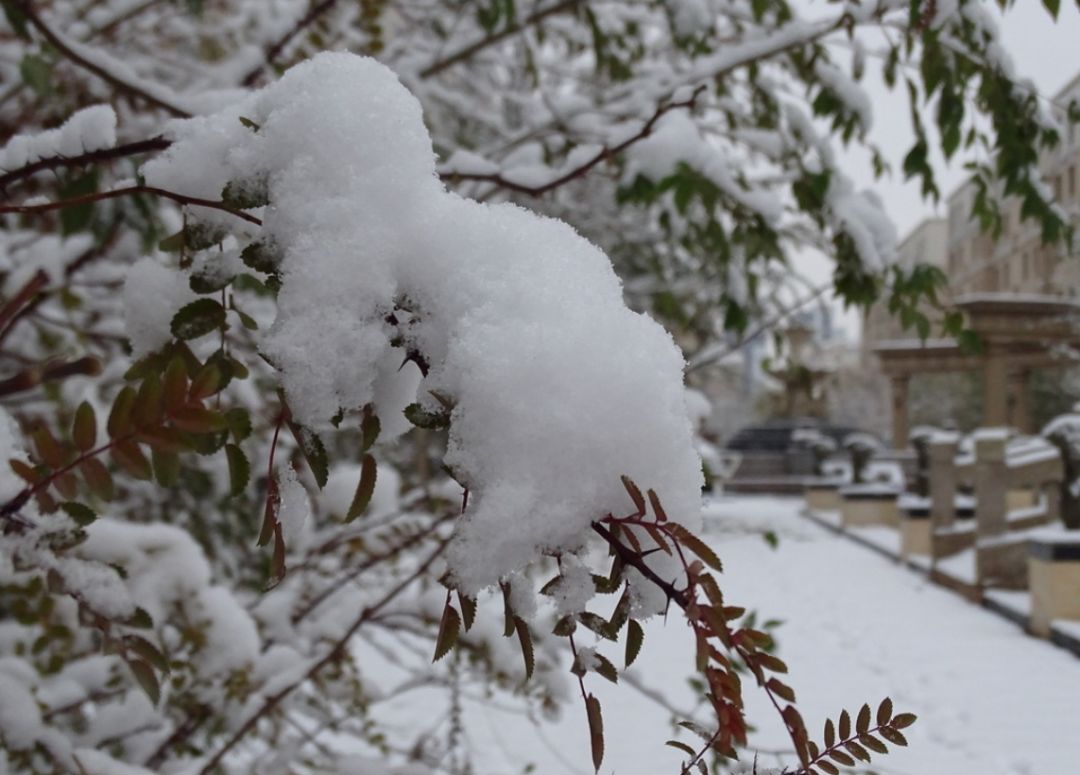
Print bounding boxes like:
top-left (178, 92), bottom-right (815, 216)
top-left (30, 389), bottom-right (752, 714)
top-left (141, 53), bottom-right (704, 603)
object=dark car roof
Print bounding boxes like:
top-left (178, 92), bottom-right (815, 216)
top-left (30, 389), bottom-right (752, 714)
top-left (724, 419), bottom-right (860, 452)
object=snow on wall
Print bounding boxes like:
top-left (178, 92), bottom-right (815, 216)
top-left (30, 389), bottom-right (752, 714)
top-left (141, 53), bottom-right (704, 601)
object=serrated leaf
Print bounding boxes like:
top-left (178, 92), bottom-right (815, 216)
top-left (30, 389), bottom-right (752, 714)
top-left (72, 402), bottom-right (96, 452)
top-left (856, 703), bottom-right (871, 735)
top-left (9, 458), bottom-right (40, 484)
top-left (289, 423), bottom-right (328, 489)
top-left (170, 407), bottom-right (228, 434)
top-left (32, 425), bottom-right (65, 469)
top-left (829, 749), bottom-right (855, 767)
top-left (127, 607), bottom-right (153, 628)
top-left (124, 635), bottom-right (169, 672)
top-left (361, 412), bottom-right (380, 451)
top-left (134, 374), bottom-right (163, 427)
top-left (171, 299), bottom-right (226, 340)
top-left (845, 740), bottom-right (871, 762)
top-left (403, 402), bottom-right (450, 430)
top-left (767, 677), bottom-right (795, 702)
top-left (592, 652), bottom-right (618, 683)
top-left (129, 659), bottom-right (160, 705)
top-left (79, 458), bottom-right (114, 500)
top-left (839, 710), bottom-right (851, 740)
top-left (646, 488), bottom-right (667, 521)
top-left (879, 727), bottom-right (908, 747)
top-left (59, 501), bottom-right (96, 526)
top-left (667, 524), bottom-right (722, 571)
top-left (151, 448), bottom-right (181, 487)
top-left (877, 697), bottom-right (893, 726)
top-left (433, 602), bottom-right (460, 662)
top-left (892, 712), bottom-right (917, 729)
top-left (162, 357), bottom-right (189, 413)
top-left (458, 591), bottom-right (476, 632)
top-left (860, 734), bottom-right (888, 754)
top-left (620, 475), bottom-right (646, 514)
top-left (586, 694), bottom-right (604, 772)
top-left (346, 453), bottom-right (377, 521)
top-left (225, 407), bottom-right (252, 441)
top-left (665, 740), bottom-right (696, 757)
top-left (816, 762), bottom-right (839, 775)
top-left (107, 386), bottom-right (137, 438)
top-left (112, 441), bottom-right (152, 481)
top-left (625, 619), bottom-right (644, 667)
top-left (824, 718), bottom-right (836, 748)
top-left (514, 616), bottom-right (534, 679)
top-left (188, 363), bottom-right (221, 401)
top-left (225, 444), bottom-right (249, 496)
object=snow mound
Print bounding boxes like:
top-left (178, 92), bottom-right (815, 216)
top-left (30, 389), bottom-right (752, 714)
top-left (141, 53), bottom-right (704, 598)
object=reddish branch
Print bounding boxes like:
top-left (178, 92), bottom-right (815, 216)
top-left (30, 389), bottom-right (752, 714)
top-left (10, 1), bottom-right (190, 118)
top-left (447, 86), bottom-right (706, 197)
top-left (0, 137), bottom-right (171, 193)
top-left (0, 185), bottom-right (262, 225)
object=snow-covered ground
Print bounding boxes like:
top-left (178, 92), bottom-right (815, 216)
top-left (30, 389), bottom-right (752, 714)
top-left (378, 495), bottom-right (1080, 774)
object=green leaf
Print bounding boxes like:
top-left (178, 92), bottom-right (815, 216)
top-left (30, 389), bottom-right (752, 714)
top-left (124, 635), bottom-right (169, 672)
top-left (225, 444), bottom-right (250, 497)
top-left (289, 423), bottom-right (328, 489)
top-left (72, 402), bottom-right (96, 452)
top-left (403, 403), bottom-right (450, 430)
top-left (361, 412), bottom-right (381, 452)
top-left (458, 591), bottom-right (476, 632)
top-left (432, 602), bottom-right (460, 662)
top-left (225, 407), bottom-right (252, 441)
top-left (58, 172), bottom-right (98, 235)
top-left (127, 607), bottom-right (153, 629)
top-left (60, 501), bottom-right (96, 527)
top-left (129, 659), bottom-right (160, 705)
top-left (20, 53), bottom-right (53, 96)
top-left (221, 178), bottom-right (269, 210)
top-left (1042, 0), bottom-right (1062, 19)
top-left (346, 453), bottom-right (377, 521)
top-left (158, 229), bottom-right (186, 252)
top-left (151, 448), bottom-right (181, 487)
top-left (238, 115), bottom-right (260, 131)
top-left (171, 299), bottom-right (227, 340)
top-left (2, 1), bottom-right (30, 40)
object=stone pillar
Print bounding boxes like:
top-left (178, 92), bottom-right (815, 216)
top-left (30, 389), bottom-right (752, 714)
top-left (890, 375), bottom-right (910, 450)
top-left (1007, 369), bottom-right (1031, 434)
top-left (982, 351), bottom-right (1008, 428)
top-left (973, 430), bottom-right (1008, 538)
top-left (928, 433), bottom-right (959, 531)
top-left (974, 429), bottom-right (1011, 585)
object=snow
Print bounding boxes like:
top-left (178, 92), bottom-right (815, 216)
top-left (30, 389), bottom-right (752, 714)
top-left (0, 105), bottom-right (116, 171)
top-left (0, 671), bottom-right (41, 750)
top-left (375, 495), bottom-right (1080, 775)
top-left (278, 465), bottom-right (312, 544)
top-left (123, 258), bottom-right (197, 357)
top-left (142, 53), bottom-right (704, 602)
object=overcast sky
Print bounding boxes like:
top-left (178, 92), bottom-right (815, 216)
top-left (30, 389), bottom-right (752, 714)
top-left (796, 1), bottom-right (1080, 338)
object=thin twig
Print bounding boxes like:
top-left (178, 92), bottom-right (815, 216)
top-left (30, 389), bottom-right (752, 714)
top-left (0, 137), bottom-right (171, 194)
top-left (0, 185), bottom-right (262, 225)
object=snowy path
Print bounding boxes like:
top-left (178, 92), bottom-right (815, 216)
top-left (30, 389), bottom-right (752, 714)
top-left (385, 495), bottom-right (1080, 774)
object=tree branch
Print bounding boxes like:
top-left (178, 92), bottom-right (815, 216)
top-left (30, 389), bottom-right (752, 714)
top-left (0, 137), bottom-right (172, 194)
top-left (240, 0), bottom-right (341, 87)
top-left (0, 185), bottom-right (262, 226)
top-left (11, 0), bottom-right (190, 117)
top-left (446, 86), bottom-right (705, 198)
top-left (419, 0), bottom-right (584, 80)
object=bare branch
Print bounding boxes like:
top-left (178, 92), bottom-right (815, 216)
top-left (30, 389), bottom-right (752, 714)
top-left (11, 0), bottom-right (190, 117)
top-left (0, 185), bottom-right (262, 226)
top-left (0, 137), bottom-right (171, 194)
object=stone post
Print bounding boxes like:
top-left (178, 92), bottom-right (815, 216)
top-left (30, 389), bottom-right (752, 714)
top-left (974, 429), bottom-right (1013, 585)
top-left (928, 433), bottom-right (959, 531)
top-left (891, 375), bottom-right (910, 450)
